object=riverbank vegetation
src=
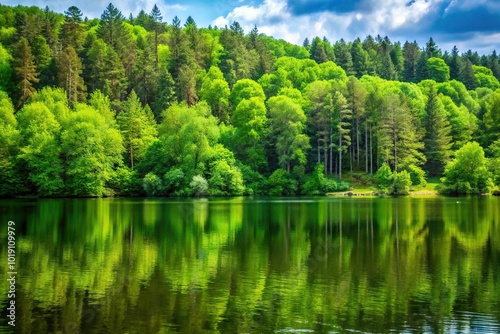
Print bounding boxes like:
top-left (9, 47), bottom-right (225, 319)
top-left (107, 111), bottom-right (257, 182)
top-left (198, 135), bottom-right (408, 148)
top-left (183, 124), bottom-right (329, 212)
top-left (1, 3), bottom-right (500, 197)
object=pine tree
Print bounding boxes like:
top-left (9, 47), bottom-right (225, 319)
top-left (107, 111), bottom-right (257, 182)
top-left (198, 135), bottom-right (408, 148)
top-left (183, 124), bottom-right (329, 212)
top-left (423, 86), bottom-right (452, 176)
top-left (62, 6), bottom-right (85, 51)
top-left (403, 41), bottom-right (420, 82)
top-left (333, 91), bottom-right (351, 180)
top-left (460, 59), bottom-right (476, 90)
top-left (13, 37), bottom-right (39, 107)
top-left (117, 90), bottom-right (158, 170)
top-left (150, 4), bottom-right (162, 72)
top-left (448, 45), bottom-right (462, 80)
top-left (98, 3), bottom-right (124, 49)
top-left (415, 52), bottom-right (429, 82)
top-left (334, 39), bottom-right (354, 76)
top-left (57, 45), bottom-right (86, 105)
top-left (310, 37), bottom-right (328, 64)
top-left (378, 94), bottom-right (424, 172)
top-left (425, 37), bottom-right (440, 58)
top-left (351, 38), bottom-right (369, 78)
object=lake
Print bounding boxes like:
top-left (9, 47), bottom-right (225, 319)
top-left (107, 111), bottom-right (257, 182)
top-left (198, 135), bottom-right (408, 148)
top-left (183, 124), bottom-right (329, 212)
top-left (1, 196), bottom-right (500, 333)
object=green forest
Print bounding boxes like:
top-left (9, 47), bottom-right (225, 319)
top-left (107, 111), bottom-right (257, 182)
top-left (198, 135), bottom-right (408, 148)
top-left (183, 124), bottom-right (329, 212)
top-left (1, 3), bottom-right (500, 197)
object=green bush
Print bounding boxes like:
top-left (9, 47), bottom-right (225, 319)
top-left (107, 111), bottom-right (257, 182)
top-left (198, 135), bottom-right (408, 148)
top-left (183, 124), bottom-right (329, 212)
top-left (190, 175), bottom-right (209, 197)
top-left (268, 169), bottom-right (297, 196)
top-left (405, 164), bottom-right (427, 188)
top-left (393, 170), bottom-right (412, 195)
top-left (301, 164), bottom-right (340, 195)
top-left (439, 142), bottom-right (494, 194)
top-left (374, 163), bottom-right (393, 193)
top-left (164, 168), bottom-right (185, 194)
top-left (143, 172), bottom-right (163, 196)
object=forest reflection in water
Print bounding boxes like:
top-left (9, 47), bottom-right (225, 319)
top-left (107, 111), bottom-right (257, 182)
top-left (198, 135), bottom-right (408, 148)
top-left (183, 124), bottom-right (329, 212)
top-left (0, 196), bottom-right (499, 333)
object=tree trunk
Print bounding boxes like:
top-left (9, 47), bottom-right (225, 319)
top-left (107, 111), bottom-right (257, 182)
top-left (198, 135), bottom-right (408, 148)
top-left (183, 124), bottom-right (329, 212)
top-left (356, 115), bottom-right (360, 168)
top-left (365, 122), bottom-right (368, 174)
top-left (339, 133), bottom-right (342, 181)
top-left (329, 128), bottom-right (333, 175)
top-left (370, 123), bottom-right (373, 175)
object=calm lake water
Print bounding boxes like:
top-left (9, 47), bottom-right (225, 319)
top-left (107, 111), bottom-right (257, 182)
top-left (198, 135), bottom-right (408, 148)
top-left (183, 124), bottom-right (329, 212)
top-left (1, 196), bottom-right (500, 333)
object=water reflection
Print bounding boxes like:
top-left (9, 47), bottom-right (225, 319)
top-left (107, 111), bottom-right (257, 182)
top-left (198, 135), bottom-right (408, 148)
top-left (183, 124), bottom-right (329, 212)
top-left (0, 196), bottom-right (499, 333)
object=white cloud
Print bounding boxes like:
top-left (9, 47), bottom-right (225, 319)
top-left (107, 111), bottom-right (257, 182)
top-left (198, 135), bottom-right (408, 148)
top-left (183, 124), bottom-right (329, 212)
top-left (211, 0), bottom-right (444, 45)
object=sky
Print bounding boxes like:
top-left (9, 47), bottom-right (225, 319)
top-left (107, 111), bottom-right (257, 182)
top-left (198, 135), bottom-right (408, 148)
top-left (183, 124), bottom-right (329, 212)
top-left (3, 0), bottom-right (500, 54)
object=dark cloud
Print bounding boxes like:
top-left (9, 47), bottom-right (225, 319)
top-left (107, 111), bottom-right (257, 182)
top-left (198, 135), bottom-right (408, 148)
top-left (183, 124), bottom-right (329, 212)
top-left (287, 0), bottom-right (360, 15)
top-left (432, 5), bottom-right (500, 34)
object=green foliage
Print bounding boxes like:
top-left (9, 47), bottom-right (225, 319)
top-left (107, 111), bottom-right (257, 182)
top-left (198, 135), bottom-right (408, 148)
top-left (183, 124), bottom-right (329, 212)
top-left (267, 168), bottom-right (297, 196)
top-left (62, 104), bottom-right (123, 197)
top-left (405, 164), bottom-right (427, 188)
top-left (164, 168), bottom-right (185, 194)
top-left (438, 142), bottom-right (494, 194)
top-left (143, 172), bottom-right (163, 196)
top-left (427, 57), bottom-right (450, 83)
top-left (0, 42), bottom-right (12, 92)
top-left (0, 91), bottom-right (21, 196)
top-left (302, 164), bottom-right (338, 195)
top-left (268, 95), bottom-right (310, 172)
top-left (190, 175), bottom-right (209, 197)
top-left (375, 163), bottom-right (393, 193)
top-left (3, 3), bottom-right (500, 198)
top-left (17, 101), bottom-right (64, 196)
top-left (392, 170), bottom-right (412, 195)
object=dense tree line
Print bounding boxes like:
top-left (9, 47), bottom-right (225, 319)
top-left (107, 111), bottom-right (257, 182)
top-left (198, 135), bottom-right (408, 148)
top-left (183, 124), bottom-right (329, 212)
top-left (1, 3), bottom-right (499, 197)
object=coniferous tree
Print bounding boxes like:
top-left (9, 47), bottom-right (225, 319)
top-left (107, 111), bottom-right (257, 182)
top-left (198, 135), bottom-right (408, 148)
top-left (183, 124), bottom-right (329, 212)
top-left (150, 4), bottom-right (162, 72)
top-left (460, 59), bottom-right (477, 90)
top-left (377, 94), bottom-right (424, 172)
top-left (98, 3), bottom-right (124, 49)
top-left (13, 37), bottom-right (39, 106)
top-left (351, 38), bottom-right (369, 78)
top-left (403, 41), bottom-right (420, 82)
top-left (425, 37), bottom-right (440, 58)
top-left (423, 86), bottom-right (452, 176)
top-left (62, 6), bottom-right (85, 51)
top-left (333, 91), bottom-right (351, 180)
top-left (57, 45), bottom-right (86, 105)
top-left (415, 52), bottom-right (429, 82)
top-left (334, 38), bottom-right (354, 76)
top-left (310, 37), bottom-right (328, 64)
top-left (117, 90), bottom-right (158, 170)
top-left (448, 46), bottom-right (462, 81)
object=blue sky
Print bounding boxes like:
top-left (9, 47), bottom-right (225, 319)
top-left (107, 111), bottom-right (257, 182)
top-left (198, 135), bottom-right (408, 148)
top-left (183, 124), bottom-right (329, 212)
top-left (3, 0), bottom-right (500, 54)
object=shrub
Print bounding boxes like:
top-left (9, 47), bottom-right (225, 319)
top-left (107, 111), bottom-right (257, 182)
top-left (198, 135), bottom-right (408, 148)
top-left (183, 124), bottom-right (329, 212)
top-left (268, 169), bottom-right (297, 196)
top-left (374, 163), bottom-right (393, 193)
top-left (143, 172), bottom-right (163, 196)
top-left (190, 175), bottom-right (209, 197)
top-left (405, 164), bottom-right (427, 188)
top-left (393, 170), bottom-right (412, 195)
top-left (439, 142), bottom-right (494, 194)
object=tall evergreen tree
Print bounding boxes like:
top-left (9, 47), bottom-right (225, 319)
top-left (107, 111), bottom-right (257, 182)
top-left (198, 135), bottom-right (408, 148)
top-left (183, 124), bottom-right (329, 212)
top-left (57, 45), bottom-right (86, 105)
top-left (448, 45), bottom-right (462, 81)
top-left (150, 4), bottom-right (162, 72)
top-left (310, 37), bottom-right (328, 64)
top-left (98, 3), bottom-right (124, 49)
top-left (332, 91), bottom-right (351, 180)
top-left (334, 38), bottom-right (354, 76)
top-left (460, 59), bottom-right (477, 90)
top-left (117, 90), bottom-right (158, 170)
top-left (403, 41), bottom-right (420, 82)
top-left (377, 94), bottom-right (424, 171)
top-left (13, 37), bottom-right (39, 107)
top-left (62, 6), bottom-right (85, 51)
top-left (351, 38), bottom-right (368, 78)
top-left (423, 86), bottom-right (452, 176)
